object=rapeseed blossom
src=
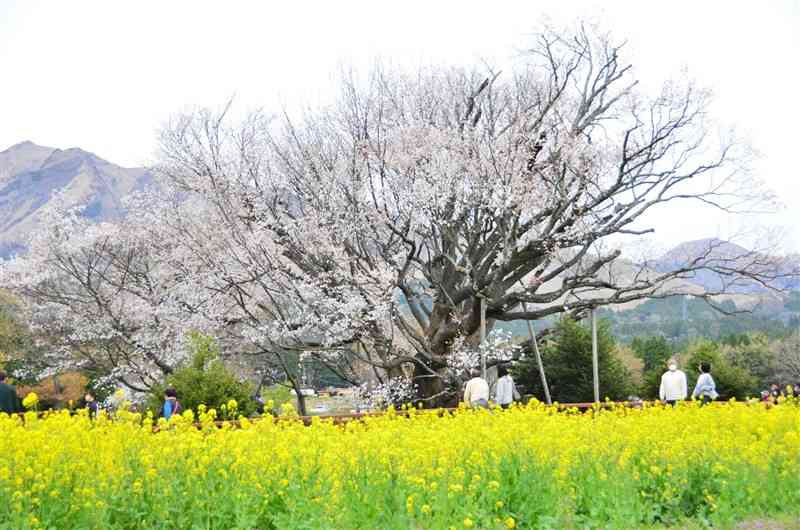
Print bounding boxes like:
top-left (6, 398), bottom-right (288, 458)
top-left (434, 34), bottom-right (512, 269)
top-left (0, 400), bottom-right (798, 529)
top-left (21, 392), bottom-right (38, 410)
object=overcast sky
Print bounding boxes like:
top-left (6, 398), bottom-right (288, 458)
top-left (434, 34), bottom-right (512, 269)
top-left (1, 0), bottom-right (798, 252)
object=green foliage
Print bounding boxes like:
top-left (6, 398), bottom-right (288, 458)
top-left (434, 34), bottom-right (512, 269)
top-left (146, 333), bottom-right (257, 417)
top-left (302, 358), bottom-right (351, 388)
top-left (634, 334), bottom-right (688, 399)
top-left (630, 335), bottom-right (673, 373)
top-left (638, 334), bottom-right (774, 400)
top-left (260, 383), bottom-right (293, 414)
top-left (639, 368), bottom-right (662, 401)
top-left (83, 371), bottom-right (118, 403)
top-left (724, 333), bottom-right (778, 388)
top-left (683, 339), bottom-right (759, 400)
top-left (514, 317), bottom-right (635, 403)
top-left (720, 333), bottom-right (752, 347)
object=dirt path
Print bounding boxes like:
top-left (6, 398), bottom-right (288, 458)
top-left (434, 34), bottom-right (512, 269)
top-left (734, 519), bottom-right (800, 530)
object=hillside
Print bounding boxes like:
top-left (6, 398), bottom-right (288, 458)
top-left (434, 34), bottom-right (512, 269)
top-left (649, 238), bottom-right (800, 293)
top-left (396, 241), bottom-right (799, 340)
top-left (600, 289), bottom-right (800, 343)
top-left (0, 141), bottom-right (152, 257)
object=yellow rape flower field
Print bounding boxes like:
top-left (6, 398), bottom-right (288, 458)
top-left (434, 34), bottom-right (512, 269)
top-left (1, 401), bottom-right (799, 530)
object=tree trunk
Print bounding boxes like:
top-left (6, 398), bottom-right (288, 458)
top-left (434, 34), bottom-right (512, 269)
top-left (296, 390), bottom-right (307, 416)
top-left (412, 363), bottom-right (457, 408)
top-left (288, 376), bottom-right (308, 416)
top-left (411, 299), bottom-right (498, 407)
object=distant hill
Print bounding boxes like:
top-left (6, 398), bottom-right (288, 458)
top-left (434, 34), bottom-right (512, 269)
top-left (648, 238), bottom-right (800, 293)
top-left (0, 141), bottom-right (152, 257)
top-left (600, 289), bottom-right (800, 344)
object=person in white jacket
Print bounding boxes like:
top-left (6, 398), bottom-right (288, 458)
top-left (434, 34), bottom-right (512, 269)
top-left (493, 365), bottom-right (520, 409)
top-left (659, 359), bottom-right (688, 406)
top-left (463, 370), bottom-right (490, 408)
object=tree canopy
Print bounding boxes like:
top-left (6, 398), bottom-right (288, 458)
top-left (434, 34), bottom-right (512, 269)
top-left (0, 23), bottom-right (792, 406)
top-left (631, 335), bottom-right (673, 373)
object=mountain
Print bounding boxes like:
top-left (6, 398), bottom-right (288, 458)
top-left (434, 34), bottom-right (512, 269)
top-left (658, 238), bottom-right (751, 264)
top-left (649, 238), bottom-right (800, 293)
top-left (0, 141), bottom-right (152, 257)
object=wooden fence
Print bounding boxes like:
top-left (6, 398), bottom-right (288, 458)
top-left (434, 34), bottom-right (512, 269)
top-left (152, 400), bottom-right (644, 431)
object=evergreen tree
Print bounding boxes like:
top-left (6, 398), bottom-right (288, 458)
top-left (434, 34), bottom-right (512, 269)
top-left (631, 335), bottom-right (673, 373)
top-left (514, 317), bottom-right (635, 403)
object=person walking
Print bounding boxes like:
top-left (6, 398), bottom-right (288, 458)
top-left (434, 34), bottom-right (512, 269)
top-left (769, 383), bottom-right (783, 404)
top-left (494, 365), bottom-right (521, 409)
top-left (0, 371), bottom-right (22, 414)
top-left (162, 387), bottom-right (182, 419)
top-left (659, 359), bottom-right (688, 406)
top-left (84, 390), bottom-right (99, 419)
top-left (692, 362), bottom-right (718, 406)
top-left (463, 369), bottom-right (490, 409)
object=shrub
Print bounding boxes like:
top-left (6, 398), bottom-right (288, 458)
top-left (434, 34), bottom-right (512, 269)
top-left (260, 383), bottom-right (294, 414)
top-left (146, 333), bottom-right (257, 417)
top-left (639, 338), bottom-right (761, 401)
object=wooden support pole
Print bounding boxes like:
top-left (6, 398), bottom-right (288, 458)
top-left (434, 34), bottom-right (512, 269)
top-left (522, 302), bottom-right (551, 405)
top-left (480, 297), bottom-right (487, 380)
top-left (591, 307), bottom-right (599, 404)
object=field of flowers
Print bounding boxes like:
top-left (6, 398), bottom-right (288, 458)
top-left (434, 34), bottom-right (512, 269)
top-left (1, 401), bottom-right (799, 530)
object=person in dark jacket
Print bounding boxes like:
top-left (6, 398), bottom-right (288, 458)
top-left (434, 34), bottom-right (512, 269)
top-left (84, 390), bottom-right (99, 419)
top-left (769, 383), bottom-right (783, 404)
top-left (0, 371), bottom-right (22, 414)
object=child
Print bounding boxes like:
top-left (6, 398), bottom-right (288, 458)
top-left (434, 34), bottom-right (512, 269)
top-left (85, 391), bottom-right (99, 419)
top-left (692, 362), bottom-right (718, 406)
top-left (163, 387), bottom-right (182, 419)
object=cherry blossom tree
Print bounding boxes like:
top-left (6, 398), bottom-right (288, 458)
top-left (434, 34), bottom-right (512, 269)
top-left (3, 24), bottom-right (794, 408)
top-left (0, 193), bottom-right (219, 392)
top-left (157, 25), bottom-right (784, 406)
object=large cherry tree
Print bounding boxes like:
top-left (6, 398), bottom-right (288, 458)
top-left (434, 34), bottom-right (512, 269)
top-left (2, 25), bottom-right (790, 407)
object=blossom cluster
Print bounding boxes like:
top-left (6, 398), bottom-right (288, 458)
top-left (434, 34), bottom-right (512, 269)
top-left (448, 330), bottom-right (521, 376)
